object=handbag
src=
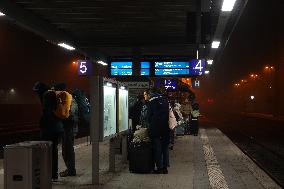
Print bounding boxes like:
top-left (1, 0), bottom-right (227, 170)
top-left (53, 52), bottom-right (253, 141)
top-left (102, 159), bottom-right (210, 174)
top-left (168, 106), bottom-right (177, 130)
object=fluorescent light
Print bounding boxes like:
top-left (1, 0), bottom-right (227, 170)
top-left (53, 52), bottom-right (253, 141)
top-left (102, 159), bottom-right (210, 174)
top-left (97, 60), bottom-right (107, 66)
top-left (57, 43), bottom-right (75, 50)
top-left (0, 11), bottom-right (5, 16)
top-left (207, 59), bottom-right (213, 65)
top-left (205, 70), bottom-right (210, 74)
top-left (106, 83), bottom-right (112, 87)
top-left (211, 41), bottom-right (220, 48)
top-left (222, 0), bottom-right (237, 11)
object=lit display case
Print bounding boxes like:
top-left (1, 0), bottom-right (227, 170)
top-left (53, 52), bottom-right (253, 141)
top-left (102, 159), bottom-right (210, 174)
top-left (103, 81), bottom-right (117, 138)
top-left (118, 83), bottom-right (129, 132)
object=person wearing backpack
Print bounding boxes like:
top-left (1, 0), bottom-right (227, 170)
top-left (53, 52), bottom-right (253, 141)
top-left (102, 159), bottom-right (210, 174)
top-left (147, 88), bottom-right (171, 174)
top-left (33, 82), bottom-right (64, 181)
top-left (51, 83), bottom-right (77, 177)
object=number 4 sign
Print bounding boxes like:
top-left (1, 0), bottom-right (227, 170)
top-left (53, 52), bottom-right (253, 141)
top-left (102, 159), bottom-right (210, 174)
top-left (78, 60), bottom-right (93, 76)
top-left (192, 59), bottom-right (205, 75)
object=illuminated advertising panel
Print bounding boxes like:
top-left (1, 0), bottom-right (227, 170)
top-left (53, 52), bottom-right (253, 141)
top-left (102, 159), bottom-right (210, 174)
top-left (118, 87), bottom-right (129, 132)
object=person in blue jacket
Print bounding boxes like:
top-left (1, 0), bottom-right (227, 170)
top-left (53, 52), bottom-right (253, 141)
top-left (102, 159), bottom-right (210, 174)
top-left (147, 88), bottom-right (170, 174)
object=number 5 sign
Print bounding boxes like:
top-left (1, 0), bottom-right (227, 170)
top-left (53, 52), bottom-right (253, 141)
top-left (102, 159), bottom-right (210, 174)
top-left (78, 60), bottom-right (93, 76)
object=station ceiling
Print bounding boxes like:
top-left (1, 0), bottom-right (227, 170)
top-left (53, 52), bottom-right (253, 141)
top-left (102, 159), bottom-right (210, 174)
top-left (0, 0), bottom-right (247, 60)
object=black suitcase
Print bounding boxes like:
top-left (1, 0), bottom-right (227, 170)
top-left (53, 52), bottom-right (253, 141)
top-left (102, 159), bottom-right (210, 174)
top-left (129, 142), bottom-right (153, 173)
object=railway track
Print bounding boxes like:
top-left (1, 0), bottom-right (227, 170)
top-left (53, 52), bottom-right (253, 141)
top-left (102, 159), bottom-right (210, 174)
top-left (223, 129), bottom-right (284, 188)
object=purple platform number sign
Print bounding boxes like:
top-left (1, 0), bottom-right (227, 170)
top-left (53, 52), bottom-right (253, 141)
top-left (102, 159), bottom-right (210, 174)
top-left (78, 60), bottom-right (93, 76)
top-left (192, 59), bottom-right (205, 75)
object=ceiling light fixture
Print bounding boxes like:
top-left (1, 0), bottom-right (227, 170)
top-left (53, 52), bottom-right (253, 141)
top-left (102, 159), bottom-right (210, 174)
top-left (58, 43), bottom-right (75, 50)
top-left (97, 60), bottom-right (108, 66)
top-left (221, 0), bottom-right (237, 11)
top-left (211, 41), bottom-right (220, 48)
top-left (207, 59), bottom-right (213, 65)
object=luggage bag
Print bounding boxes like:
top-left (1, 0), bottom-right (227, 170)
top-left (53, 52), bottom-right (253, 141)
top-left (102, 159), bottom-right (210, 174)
top-left (129, 142), bottom-right (153, 173)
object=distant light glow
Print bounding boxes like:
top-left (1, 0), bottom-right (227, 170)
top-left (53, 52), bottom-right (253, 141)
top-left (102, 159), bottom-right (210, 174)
top-left (58, 43), bottom-right (75, 50)
top-left (250, 96), bottom-right (255, 100)
top-left (97, 60), bottom-right (107, 66)
top-left (211, 41), bottom-right (220, 48)
top-left (72, 61), bottom-right (77, 64)
top-left (205, 70), bottom-right (210, 74)
top-left (120, 86), bottom-right (125, 90)
top-left (269, 86), bottom-right (272, 89)
top-left (0, 12), bottom-right (5, 16)
top-left (207, 59), bottom-right (213, 65)
top-left (10, 88), bottom-right (15, 93)
top-left (221, 0), bottom-right (237, 11)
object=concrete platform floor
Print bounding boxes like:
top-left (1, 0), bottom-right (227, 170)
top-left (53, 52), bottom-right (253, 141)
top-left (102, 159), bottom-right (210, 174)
top-left (0, 128), bottom-right (281, 189)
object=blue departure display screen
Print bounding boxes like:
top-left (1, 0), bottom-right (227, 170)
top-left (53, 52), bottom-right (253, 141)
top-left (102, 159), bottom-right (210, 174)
top-left (141, 61), bottom-right (150, 68)
top-left (140, 61), bottom-right (150, 75)
top-left (155, 68), bottom-right (190, 75)
top-left (155, 62), bottom-right (190, 68)
top-left (110, 62), bottom-right (132, 76)
top-left (156, 79), bottom-right (177, 90)
top-left (154, 60), bottom-right (205, 76)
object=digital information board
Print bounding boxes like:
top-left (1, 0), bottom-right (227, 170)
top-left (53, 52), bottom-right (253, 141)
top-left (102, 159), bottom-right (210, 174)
top-left (140, 61), bottom-right (150, 76)
top-left (110, 62), bottom-right (132, 76)
top-left (156, 79), bottom-right (177, 90)
top-left (154, 60), bottom-right (205, 76)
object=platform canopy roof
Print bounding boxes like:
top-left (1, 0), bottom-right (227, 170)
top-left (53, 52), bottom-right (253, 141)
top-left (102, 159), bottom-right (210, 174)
top-left (0, 0), bottom-right (247, 60)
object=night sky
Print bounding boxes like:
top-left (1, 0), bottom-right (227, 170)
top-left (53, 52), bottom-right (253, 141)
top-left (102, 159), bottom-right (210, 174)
top-left (210, 0), bottom-right (283, 89)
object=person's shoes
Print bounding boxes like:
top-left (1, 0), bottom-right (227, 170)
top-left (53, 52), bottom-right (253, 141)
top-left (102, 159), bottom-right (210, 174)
top-left (59, 169), bottom-right (76, 177)
top-left (153, 168), bottom-right (163, 174)
top-left (163, 168), bottom-right (168, 174)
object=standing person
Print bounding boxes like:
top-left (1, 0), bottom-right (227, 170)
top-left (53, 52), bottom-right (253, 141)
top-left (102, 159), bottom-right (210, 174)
top-left (129, 95), bottom-right (145, 132)
top-left (180, 87), bottom-right (194, 134)
top-left (147, 88), bottom-right (170, 174)
top-left (33, 82), bottom-right (64, 181)
top-left (51, 83), bottom-right (77, 177)
top-left (140, 89), bottom-right (151, 129)
top-left (191, 103), bottom-right (201, 136)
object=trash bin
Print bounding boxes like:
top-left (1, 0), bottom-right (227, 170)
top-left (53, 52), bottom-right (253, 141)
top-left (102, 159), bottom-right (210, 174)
top-left (4, 141), bottom-right (52, 189)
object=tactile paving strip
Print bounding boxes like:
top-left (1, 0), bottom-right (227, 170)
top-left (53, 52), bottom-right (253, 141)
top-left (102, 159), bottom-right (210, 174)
top-left (200, 128), bottom-right (229, 189)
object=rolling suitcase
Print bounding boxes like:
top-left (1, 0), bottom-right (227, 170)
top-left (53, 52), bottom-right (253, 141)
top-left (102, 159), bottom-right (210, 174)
top-left (129, 142), bottom-right (153, 173)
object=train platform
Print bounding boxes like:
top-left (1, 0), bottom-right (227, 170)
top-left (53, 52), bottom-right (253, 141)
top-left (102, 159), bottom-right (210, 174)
top-left (0, 127), bottom-right (281, 189)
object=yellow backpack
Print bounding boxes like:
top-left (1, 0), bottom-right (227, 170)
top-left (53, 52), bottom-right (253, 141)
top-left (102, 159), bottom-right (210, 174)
top-left (53, 91), bottom-right (72, 119)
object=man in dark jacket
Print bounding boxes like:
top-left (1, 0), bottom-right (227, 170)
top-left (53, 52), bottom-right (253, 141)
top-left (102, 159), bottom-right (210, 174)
top-left (147, 88), bottom-right (170, 174)
top-left (33, 82), bottom-right (64, 181)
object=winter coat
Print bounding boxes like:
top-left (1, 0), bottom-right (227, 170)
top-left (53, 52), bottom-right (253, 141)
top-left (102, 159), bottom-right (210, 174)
top-left (147, 95), bottom-right (170, 140)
